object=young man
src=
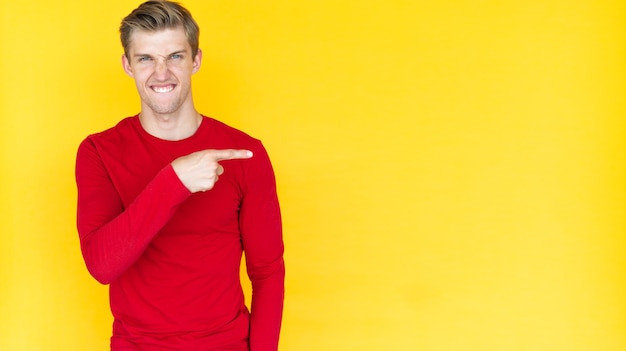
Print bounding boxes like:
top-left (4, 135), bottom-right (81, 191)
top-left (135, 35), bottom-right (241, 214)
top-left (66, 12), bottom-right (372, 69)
top-left (75, 1), bottom-right (284, 350)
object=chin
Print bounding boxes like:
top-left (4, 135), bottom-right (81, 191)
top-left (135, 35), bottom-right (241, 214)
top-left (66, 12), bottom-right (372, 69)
top-left (145, 101), bottom-right (182, 115)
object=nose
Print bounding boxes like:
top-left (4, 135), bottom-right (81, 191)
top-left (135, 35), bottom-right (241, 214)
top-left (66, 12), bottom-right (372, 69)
top-left (154, 58), bottom-right (170, 79)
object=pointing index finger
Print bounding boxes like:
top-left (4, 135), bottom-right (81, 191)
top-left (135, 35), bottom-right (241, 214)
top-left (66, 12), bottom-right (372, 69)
top-left (211, 149), bottom-right (253, 161)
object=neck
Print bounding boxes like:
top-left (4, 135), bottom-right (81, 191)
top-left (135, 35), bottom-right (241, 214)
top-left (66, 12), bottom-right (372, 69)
top-left (138, 109), bottom-right (202, 141)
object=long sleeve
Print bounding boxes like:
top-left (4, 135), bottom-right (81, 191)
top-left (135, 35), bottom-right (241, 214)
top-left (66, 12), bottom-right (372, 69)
top-left (239, 141), bottom-right (285, 351)
top-left (75, 137), bottom-right (191, 284)
top-left (76, 116), bottom-right (284, 350)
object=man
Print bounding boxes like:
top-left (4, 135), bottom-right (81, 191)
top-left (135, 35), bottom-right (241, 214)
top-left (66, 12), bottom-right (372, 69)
top-left (75, 1), bottom-right (285, 350)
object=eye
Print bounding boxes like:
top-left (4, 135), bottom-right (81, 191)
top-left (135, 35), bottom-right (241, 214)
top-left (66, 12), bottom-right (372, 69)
top-left (170, 53), bottom-right (183, 60)
top-left (138, 56), bottom-right (152, 62)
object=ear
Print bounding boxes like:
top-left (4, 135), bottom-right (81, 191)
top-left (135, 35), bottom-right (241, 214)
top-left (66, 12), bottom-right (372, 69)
top-left (192, 49), bottom-right (202, 74)
top-left (121, 54), bottom-right (134, 77)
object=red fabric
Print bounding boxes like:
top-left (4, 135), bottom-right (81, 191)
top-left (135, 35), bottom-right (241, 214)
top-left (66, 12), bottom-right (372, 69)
top-left (75, 116), bottom-right (284, 351)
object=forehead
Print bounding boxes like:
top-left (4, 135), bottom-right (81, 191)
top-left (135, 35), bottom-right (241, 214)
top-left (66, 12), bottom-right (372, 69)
top-left (127, 27), bottom-right (190, 55)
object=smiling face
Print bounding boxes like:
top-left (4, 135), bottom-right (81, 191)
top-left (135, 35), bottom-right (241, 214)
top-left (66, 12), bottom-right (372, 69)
top-left (122, 26), bottom-right (202, 118)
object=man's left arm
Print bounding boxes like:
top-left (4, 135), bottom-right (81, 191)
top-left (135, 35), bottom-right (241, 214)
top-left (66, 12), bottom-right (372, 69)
top-left (239, 140), bottom-right (285, 351)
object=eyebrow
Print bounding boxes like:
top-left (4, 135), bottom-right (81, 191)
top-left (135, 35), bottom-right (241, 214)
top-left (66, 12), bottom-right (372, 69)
top-left (132, 50), bottom-right (187, 58)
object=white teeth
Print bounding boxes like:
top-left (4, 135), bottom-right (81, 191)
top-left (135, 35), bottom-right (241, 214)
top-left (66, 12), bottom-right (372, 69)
top-left (153, 85), bottom-right (174, 93)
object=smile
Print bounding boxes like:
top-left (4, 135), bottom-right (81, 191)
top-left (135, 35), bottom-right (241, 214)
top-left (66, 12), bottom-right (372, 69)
top-left (151, 84), bottom-right (175, 93)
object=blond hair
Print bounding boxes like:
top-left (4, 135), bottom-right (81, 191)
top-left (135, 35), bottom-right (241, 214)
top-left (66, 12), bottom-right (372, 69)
top-left (120, 0), bottom-right (200, 58)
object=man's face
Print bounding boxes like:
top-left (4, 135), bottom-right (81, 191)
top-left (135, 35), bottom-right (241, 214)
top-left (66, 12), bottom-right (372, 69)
top-left (122, 27), bottom-right (201, 116)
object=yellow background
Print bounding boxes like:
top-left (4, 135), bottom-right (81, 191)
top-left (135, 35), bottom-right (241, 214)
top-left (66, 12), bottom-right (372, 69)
top-left (1, 0), bottom-right (625, 350)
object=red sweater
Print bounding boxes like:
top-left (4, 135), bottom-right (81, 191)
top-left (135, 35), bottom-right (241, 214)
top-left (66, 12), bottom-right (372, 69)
top-left (75, 116), bottom-right (284, 351)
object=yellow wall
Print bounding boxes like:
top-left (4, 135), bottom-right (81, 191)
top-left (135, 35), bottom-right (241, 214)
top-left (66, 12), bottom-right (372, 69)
top-left (1, 0), bottom-right (625, 350)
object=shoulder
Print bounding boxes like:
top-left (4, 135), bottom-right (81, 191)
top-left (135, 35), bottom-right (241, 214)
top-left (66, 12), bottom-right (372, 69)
top-left (202, 116), bottom-right (264, 150)
top-left (77, 116), bottom-right (138, 157)
top-left (85, 116), bottom-right (137, 144)
top-left (201, 116), bottom-right (275, 172)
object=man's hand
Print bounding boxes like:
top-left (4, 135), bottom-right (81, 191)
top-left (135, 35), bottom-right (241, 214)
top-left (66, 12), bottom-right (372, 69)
top-left (171, 149), bottom-right (253, 193)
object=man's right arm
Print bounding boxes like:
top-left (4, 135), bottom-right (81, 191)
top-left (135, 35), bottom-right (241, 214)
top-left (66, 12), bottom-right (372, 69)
top-left (75, 138), bottom-right (191, 284)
